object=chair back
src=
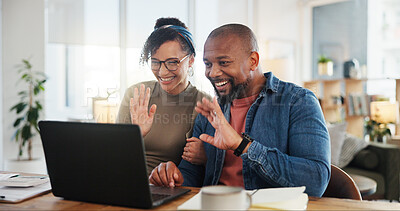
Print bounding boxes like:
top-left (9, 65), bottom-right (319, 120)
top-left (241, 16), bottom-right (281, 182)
top-left (323, 164), bottom-right (362, 200)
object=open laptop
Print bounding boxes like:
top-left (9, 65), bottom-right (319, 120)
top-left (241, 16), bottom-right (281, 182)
top-left (38, 120), bottom-right (190, 209)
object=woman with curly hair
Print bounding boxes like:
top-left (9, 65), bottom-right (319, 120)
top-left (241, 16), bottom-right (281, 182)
top-left (116, 17), bottom-right (209, 174)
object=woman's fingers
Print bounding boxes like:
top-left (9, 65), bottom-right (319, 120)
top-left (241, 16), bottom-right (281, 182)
top-left (139, 84), bottom-right (145, 106)
top-left (133, 87), bottom-right (139, 106)
top-left (144, 87), bottom-right (151, 109)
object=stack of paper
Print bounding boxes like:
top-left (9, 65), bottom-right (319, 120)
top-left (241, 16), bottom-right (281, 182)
top-left (0, 175), bottom-right (49, 187)
top-left (178, 186), bottom-right (308, 210)
top-left (0, 173), bottom-right (51, 203)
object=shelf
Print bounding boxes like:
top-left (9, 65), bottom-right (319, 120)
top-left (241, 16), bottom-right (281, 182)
top-left (323, 105), bottom-right (344, 110)
top-left (304, 78), bottom-right (400, 137)
top-left (346, 115), bottom-right (365, 119)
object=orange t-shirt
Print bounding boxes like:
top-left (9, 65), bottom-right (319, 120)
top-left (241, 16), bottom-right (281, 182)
top-left (218, 94), bottom-right (258, 187)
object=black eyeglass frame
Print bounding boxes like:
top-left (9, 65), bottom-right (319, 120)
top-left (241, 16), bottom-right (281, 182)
top-left (149, 54), bottom-right (190, 72)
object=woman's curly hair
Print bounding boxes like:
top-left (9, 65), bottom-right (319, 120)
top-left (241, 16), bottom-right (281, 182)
top-left (140, 17), bottom-right (195, 65)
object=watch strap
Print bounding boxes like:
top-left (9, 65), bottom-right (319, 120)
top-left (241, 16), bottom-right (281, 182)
top-left (233, 133), bottom-right (253, 156)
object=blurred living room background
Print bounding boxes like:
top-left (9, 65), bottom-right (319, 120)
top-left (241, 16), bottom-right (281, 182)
top-left (1, 0), bottom-right (400, 201)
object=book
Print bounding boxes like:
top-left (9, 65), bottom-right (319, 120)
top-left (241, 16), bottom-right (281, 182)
top-left (353, 94), bottom-right (361, 115)
top-left (347, 95), bottom-right (354, 116)
top-left (360, 95), bottom-right (368, 115)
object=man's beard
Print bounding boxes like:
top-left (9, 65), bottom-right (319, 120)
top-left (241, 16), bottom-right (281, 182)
top-left (211, 78), bottom-right (250, 105)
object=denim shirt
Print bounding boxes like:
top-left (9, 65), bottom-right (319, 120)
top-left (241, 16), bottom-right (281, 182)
top-left (178, 72), bottom-right (331, 197)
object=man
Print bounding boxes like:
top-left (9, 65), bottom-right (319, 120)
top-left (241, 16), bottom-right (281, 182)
top-left (149, 24), bottom-right (330, 197)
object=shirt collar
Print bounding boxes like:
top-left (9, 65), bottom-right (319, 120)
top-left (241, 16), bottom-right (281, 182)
top-left (260, 72), bottom-right (279, 96)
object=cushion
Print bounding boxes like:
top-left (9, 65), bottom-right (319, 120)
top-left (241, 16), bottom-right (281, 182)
top-left (327, 122), bottom-right (348, 166)
top-left (338, 133), bottom-right (368, 168)
top-left (350, 149), bottom-right (378, 170)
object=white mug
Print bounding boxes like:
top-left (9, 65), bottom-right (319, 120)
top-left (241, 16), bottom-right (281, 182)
top-left (201, 185), bottom-right (252, 210)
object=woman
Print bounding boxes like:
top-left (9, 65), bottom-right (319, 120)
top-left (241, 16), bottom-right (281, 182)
top-left (116, 17), bottom-right (208, 174)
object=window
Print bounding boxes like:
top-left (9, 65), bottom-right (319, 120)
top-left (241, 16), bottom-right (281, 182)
top-left (369, 0), bottom-right (400, 79)
top-left (366, 0), bottom-right (400, 98)
top-left (46, 0), bottom-right (204, 120)
top-left (311, 0), bottom-right (399, 100)
top-left (47, 0), bottom-right (120, 120)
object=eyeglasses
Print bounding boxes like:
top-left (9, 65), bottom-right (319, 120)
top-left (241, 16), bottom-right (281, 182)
top-left (150, 55), bottom-right (189, 72)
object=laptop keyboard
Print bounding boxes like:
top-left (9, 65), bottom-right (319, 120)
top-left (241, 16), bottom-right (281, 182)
top-left (151, 193), bottom-right (171, 201)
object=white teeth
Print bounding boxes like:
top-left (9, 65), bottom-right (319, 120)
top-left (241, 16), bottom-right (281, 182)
top-left (160, 77), bottom-right (174, 82)
top-left (215, 81), bottom-right (228, 87)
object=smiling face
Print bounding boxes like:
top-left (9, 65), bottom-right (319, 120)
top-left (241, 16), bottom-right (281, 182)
top-left (203, 34), bottom-right (255, 104)
top-left (151, 41), bottom-right (193, 95)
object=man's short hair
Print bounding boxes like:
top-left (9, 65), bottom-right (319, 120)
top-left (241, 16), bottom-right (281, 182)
top-left (207, 23), bottom-right (259, 52)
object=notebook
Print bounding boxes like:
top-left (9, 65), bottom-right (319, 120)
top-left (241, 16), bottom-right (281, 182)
top-left (38, 120), bottom-right (190, 209)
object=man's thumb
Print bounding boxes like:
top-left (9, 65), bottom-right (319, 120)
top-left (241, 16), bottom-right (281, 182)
top-left (199, 134), bottom-right (213, 144)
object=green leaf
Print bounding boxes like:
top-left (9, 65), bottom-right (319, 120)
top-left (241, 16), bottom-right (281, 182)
top-left (22, 59), bottom-right (32, 69)
top-left (10, 102), bottom-right (27, 113)
top-left (34, 87), bottom-right (39, 95)
top-left (35, 101), bottom-right (43, 110)
top-left (34, 84), bottom-right (45, 94)
top-left (385, 128), bottom-right (392, 136)
top-left (21, 125), bottom-right (32, 140)
top-left (18, 91), bottom-right (27, 96)
top-left (13, 117), bottom-right (24, 127)
top-left (27, 108), bottom-right (39, 123)
top-left (21, 73), bottom-right (28, 79)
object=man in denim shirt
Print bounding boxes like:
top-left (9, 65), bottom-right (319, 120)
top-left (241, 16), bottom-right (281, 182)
top-left (149, 24), bottom-right (330, 197)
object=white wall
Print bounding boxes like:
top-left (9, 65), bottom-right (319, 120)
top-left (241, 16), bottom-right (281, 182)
top-left (2, 0), bottom-right (45, 170)
top-left (0, 0), bottom-right (3, 169)
top-left (299, 0), bottom-right (349, 83)
top-left (194, 0), bottom-right (304, 90)
top-left (254, 0), bottom-right (302, 85)
top-left (192, 0), bottom-right (255, 95)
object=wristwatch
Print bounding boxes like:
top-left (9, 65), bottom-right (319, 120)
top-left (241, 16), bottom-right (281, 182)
top-left (233, 133), bottom-right (253, 156)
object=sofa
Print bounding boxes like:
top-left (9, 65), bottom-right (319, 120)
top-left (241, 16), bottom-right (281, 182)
top-left (343, 142), bottom-right (400, 201)
top-left (328, 122), bottom-right (400, 201)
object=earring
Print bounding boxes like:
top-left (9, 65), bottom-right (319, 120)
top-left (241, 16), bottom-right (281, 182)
top-left (188, 67), bottom-right (194, 77)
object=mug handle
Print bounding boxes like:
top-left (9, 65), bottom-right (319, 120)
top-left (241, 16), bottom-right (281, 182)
top-left (246, 192), bottom-right (252, 209)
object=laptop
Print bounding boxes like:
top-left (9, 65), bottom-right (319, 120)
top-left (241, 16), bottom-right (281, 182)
top-left (38, 120), bottom-right (190, 209)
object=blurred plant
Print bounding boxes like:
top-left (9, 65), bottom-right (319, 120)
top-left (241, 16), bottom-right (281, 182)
top-left (10, 59), bottom-right (47, 160)
top-left (318, 55), bottom-right (332, 63)
top-left (365, 117), bottom-right (391, 142)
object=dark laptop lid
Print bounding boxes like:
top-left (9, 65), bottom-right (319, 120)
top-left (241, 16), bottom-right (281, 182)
top-left (39, 121), bottom-right (154, 208)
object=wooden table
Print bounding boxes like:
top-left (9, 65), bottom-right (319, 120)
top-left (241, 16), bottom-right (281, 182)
top-left (1, 187), bottom-right (400, 210)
